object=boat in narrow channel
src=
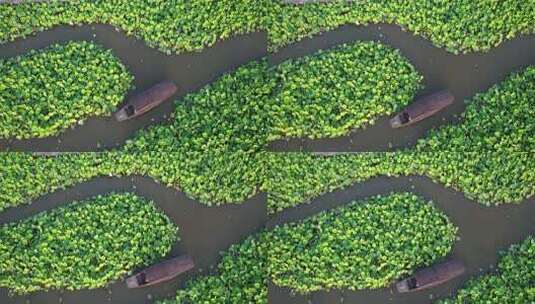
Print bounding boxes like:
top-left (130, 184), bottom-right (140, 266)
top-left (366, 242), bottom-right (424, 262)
top-left (115, 81), bottom-right (178, 122)
top-left (390, 90), bottom-right (454, 128)
top-left (125, 255), bottom-right (195, 288)
top-left (395, 259), bottom-right (465, 293)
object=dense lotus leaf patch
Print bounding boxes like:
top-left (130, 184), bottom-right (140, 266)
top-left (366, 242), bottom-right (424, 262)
top-left (124, 41), bottom-right (420, 152)
top-left (0, 151), bottom-right (263, 212)
top-left (268, 42), bottom-right (421, 139)
top-left (267, 0), bottom-right (535, 53)
top-left (267, 192), bottom-right (457, 293)
top-left (263, 151), bottom-right (534, 213)
top-left (1, 1), bottom-right (533, 54)
top-left (437, 236), bottom-right (534, 304)
top-left (160, 234), bottom-right (269, 304)
top-left (0, 41), bottom-right (133, 139)
top-left (0, 0), bottom-right (265, 55)
top-left (161, 193), bottom-right (456, 302)
top-left (0, 192), bottom-right (178, 294)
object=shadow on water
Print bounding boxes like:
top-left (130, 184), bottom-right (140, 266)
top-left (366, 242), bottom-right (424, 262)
top-left (0, 24), bottom-right (268, 151)
top-left (267, 175), bottom-right (535, 304)
top-left (0, 176), bottom-right (267, 304)
top-left (268, 23), bottom-right (535, 152)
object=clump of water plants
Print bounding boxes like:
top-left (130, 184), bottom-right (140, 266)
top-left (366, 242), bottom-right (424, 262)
top-left (267, 0), bottom-right (535, 53)
top-left (1, 1), bottom-right (533, 54)
top-left (0, 0), bottom-right (265, 54)
top-left (0, 41), bottom-right (133, 139)
top-left (269, 42), bottom-right (421, 139)
top-left (263, 151), bottom-right (534, 213)
top-left (0, 151), bottom-right (263, 211)
top-left (160, 234), bottom-right (269, 304)
top-left (437, 236), bottom-right (534, 304)
top-left (267, 192), bottom-right (457, 293)
top-left (0, 192), bottom-right (178, 294)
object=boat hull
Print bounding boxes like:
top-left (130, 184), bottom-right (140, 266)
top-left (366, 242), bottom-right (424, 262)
top-left (395, 259), bottom-right (465, 293)
top-left (390, 90), bottom-right (454, 128)
top-left (126, 255), bottom-right (195, 288)
top-left (115, 81), bottom-right (177, 122)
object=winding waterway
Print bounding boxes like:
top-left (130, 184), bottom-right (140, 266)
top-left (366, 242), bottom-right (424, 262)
top-left (1, 24), bottom-right (534, 151)
top-left (0, 24), bottom-right (267, 151)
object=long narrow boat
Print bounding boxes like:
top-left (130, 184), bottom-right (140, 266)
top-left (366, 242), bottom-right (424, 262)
top-left (125, 255), bottom-right (195, 288)
top-left (395, 259), bottom-right (465, 293)
top-left (114, 81), bottom-right (177, 122)
top-left (389, 90), bottom-right (454, 128)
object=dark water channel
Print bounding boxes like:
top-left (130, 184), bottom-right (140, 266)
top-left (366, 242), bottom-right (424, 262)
top-left (268, 175), bottom-right (535, 304)
top-left (0, 176), bottom-right (267, 304)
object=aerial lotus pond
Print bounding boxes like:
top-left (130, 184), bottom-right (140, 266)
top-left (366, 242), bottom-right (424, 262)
top-left (1, 0), bottom-right (533, 54)
top-left (0, 192), bottom-right (178, 294)
top-left (0, 2), bottom-right (533, 302)
top-left (0, 41), bottom-right (133, 139)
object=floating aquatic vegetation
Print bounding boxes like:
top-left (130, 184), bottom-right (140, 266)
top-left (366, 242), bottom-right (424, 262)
top-left (0, 192), bottom-right (178, 294)
top-left (263, 151), bottom-right (534, 213)
top-left (437, 236), bottom-right (534, 304)
top-left (1, 0), bottom-right (533, 54)
top-left (0, 41), bottom-right (133, 139)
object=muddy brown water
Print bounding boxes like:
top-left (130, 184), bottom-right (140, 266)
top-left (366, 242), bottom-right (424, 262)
top-left (0, 22), bottom-right (533, 304)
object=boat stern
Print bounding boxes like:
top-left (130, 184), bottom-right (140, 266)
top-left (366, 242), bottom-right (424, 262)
top-left (395, 280), bottom-right (410, 293)
top-left (125, 275), bottom-right (140, 288)
top-left (389, 115), bottom-right (404, 128)
top-left (114, 108), bottom-right (130, 122)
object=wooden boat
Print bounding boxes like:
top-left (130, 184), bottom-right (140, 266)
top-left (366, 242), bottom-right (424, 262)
top-left (389, 90), bottom-right (454, 128)
top-left (395, 259), bottom-right (465, 293)
top-left (114, 81), bottom-right (177, 122)
top-left (125, 255), bottom-right (194, 288)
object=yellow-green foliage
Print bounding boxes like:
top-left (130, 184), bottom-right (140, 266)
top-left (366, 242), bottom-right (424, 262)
top-left (0, 41), bottom-right (133, 139)
top-left (1, 1), bottom-right (533, 54)
top-left (0, 192), bottom-right (178, 294)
